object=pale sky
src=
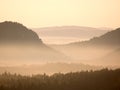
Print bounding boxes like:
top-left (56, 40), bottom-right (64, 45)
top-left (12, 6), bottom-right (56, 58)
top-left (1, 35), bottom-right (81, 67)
top-left (0, 0), bottom-right (120, 28)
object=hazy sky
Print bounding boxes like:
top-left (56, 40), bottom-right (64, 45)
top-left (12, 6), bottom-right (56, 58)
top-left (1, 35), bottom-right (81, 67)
top-left (0, 0), bottom-right (120, 28)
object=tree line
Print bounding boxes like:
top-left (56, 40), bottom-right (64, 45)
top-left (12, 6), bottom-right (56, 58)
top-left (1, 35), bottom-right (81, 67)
top-left (0, 68), bottom-right (120, 90)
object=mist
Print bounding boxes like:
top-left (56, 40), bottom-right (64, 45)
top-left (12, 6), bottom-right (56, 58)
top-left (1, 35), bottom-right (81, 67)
top-left (0, 21), bottom-right (120, 75)
top-left (0, 43), bottom-right (119, 75)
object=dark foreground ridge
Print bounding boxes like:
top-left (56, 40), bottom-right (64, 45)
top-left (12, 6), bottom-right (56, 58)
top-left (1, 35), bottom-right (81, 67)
top-left (0, 69), bottom-right (120, 90)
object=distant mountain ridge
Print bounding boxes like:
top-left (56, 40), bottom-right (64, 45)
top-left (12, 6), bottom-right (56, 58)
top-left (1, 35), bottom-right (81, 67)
top-left (33, 26), bottom-right (109, 38)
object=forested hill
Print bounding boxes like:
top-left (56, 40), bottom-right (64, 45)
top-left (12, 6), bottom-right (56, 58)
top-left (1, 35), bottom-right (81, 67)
top-left (0, 21), bottom-right (42, 44)
top-left (70, 28), bottom-right (120, 47)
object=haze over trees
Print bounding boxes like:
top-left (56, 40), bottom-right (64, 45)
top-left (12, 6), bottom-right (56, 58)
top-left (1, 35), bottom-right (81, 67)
top-left (0, 63), bottom-right (102, 75)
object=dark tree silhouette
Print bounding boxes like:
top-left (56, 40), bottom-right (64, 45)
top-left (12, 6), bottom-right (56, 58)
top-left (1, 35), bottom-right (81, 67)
top-left (0, 69), bottom-right (120, 90)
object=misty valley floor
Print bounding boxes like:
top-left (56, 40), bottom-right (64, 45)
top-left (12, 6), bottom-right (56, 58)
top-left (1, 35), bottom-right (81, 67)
top-left (0, 69), bottom-right (120, 90)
